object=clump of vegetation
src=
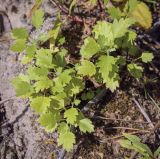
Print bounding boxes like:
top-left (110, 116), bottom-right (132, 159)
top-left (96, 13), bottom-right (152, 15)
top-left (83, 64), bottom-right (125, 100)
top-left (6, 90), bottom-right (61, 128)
top-left (10, 0), bottom-right (154, 151)
top-left (119, 133), bottom-right (160, 159)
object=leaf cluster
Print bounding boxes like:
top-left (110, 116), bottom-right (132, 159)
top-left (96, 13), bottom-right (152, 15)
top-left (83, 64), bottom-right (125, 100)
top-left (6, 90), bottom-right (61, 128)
top-left (119, 133), bottom-right (160, 159)
top-left (10, 1), bottom-right (154, 151)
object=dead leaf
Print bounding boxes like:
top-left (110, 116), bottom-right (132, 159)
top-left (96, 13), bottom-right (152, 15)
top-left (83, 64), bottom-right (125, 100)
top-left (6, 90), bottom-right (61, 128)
top-left (130, 2), bottom-right (152, 29)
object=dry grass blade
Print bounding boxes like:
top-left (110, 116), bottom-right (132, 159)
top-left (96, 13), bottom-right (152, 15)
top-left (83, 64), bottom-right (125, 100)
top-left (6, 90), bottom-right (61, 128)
top-left (132, 97), bottom-right (154, 128)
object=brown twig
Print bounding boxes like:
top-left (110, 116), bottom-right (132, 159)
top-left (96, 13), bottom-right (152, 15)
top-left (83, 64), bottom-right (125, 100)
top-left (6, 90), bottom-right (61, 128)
top-left (87, 77), bottom-right (102, 88)
top-left (97, 0), bottom-right (103, 11)
top-left (148, 93), bottom-right (160, 112)
top-left (50, 0), bottom-right (85, 24)
top-left (94, 116), bottom-right (156, 124)
top-left (150, 63), bottom-right (160, 77)
top-left (104, 126), bottom-right (151, 132)
top-left (132, 97), bottom-right (154, 128)
top-left (67, 15), bottom-right (84, 24)
top-left (49, 0), bottom-right (68, 14)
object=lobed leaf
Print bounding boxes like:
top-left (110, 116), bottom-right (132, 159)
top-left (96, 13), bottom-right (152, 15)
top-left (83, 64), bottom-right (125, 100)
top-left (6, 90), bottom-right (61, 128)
top-left (127, 63), bottom-right (143, 78)
top-left (78, 118), bottom-right (94, 133)
top-left (58, 122), bottom-right (69, 134)
top-left (34, 77), bottom-right (53, 93)
top-left (141, 52), bottom-right (154, 63)
top-left (64, 108), bottom-right (78, 124)
top-left (112, 18), bottom-right (135, 39)
top-left (108, 6), bottom-right (122, 20)
top-left (97, 55), bottom-right (119, 92)
top-left (31, 8), bottom-right (44, 29)
top-left (50, 96), bottom-right (64, 110)
top-left (80, 37), bottom-right (100, 59)
top-left (77, 60), bottom-right (96, 77)
top-left (10, 39), bottom-right (26, 52)
top-left (65, 77), bottom-right (85, 97)
top-left (11, 28), bottom-right (29, 39)
top-left (30, 96), bottom-right (51, 114)
top-left (12, 77), bottom-right (33, 97)
top-left (38, 111), bottom-right (60, 132)
top-left (58, 131), bottom-right (76, 151)
top-left (36, 48), bottom-right (53, 68)
top-left (27, 66), bottom-right (49, 80)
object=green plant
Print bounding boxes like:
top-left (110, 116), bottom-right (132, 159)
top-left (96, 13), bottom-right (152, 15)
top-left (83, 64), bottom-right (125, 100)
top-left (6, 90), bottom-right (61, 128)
top-left (119, 133), bottom-right (160, 159)
top-left (10, 1), bottom-right (154, 151)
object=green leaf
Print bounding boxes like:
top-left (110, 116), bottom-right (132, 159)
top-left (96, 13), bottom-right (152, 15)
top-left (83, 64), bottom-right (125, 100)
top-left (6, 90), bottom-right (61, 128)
top-left (11, 28), bottom-right (29, 39)
top-left (52, 49), bottom-right (67, 68)
top-left (18, 74), bottom-right (30, 82)
top-left (31, 8), bottom-right (44, 29)
top-left (26, 43), bottom-right (37, 56)
top-left (36, 48), bottom-right (53, 68)
top-left (52, 69), bottom-right (73, 94)
top-left (77, 60), bottom-right (96, 77)
top-left (38, 111), bottom-right (60, 132)
top-left (27, 66), bottom-right (49, 80)
top-left (128, 30), bottom-right (137, 43)
top-left (132, 142), bottom-right (152, 157)
top-left (127, 63), bottom-right (143, 78)
top-left (93, 21), bottom-right (115, 48)
top-left (97, 55), bottom-right (119, 92)
top-left (80, 37), bottom-right (100, 59)
top-left (108, 6), bottom-right (122, 20)
top-left (93, 21), bottom-right (112, 38)
top-left (120, 139), bottom-right (152, 156)
top-left (78, 118), bottom-right (94, 133)
top-left (74, 99), bottom-right (81, 106)
top-left (58, 122), bottom-right (69, 134)
top-left (130, 2), bottom-right (152, 29)
top-left (128, 0), bottom-right (140, 13)
top-left (30, 96), bottom-right (51, 114)
top-left (141, 52), bottom-right (154, 63)
top-left (123, 133), bottom-right (141, 143)
top-left (112, 18), bottom-right (135, 39)
top-left (64, 108), bottom-right (78, 124)
top-left (21, 44), bottom-right (37, 64)
top-left (58, 131), bottom-right (76, 151)
top-left (52, 82), bottom-right (64, 94)
top-left (65, 77), bottom-right (85, 96)
top-left (119, 139), bottom-right (132, 148)
top-left (93, 21), bottom-right (114, 45)
top-left (34, 77), bottom-right (53, 93)
top-left (134, 143), bottom-right (153, 157)
top-left (21, 55), bottom-right (33, 64)
top-left (50, 96), bottom-right (64, 110)
top-left (12, 77), bottom-right (33, 97)
top-left (10, 39), bottom-right (26, 52)
top-left (55, 69), bottom-right (74, 86)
